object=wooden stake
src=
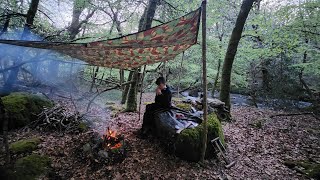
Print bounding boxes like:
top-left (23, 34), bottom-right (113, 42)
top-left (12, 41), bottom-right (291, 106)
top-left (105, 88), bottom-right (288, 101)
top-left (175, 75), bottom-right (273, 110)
top-left (177, 51), bottom-right (185, 98)
top-left (138, 65), bottom-right (147, 121)
top-left (200, 0), bottom-right (208, 163)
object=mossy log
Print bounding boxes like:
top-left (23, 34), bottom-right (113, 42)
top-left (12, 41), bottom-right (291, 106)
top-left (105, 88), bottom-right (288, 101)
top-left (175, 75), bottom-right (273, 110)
top-left (0, 92), bottom-right (53, 130)
top-left (13, 154), bottom-right (51, 180)
top-left (174, 113), bottom-right (224, 161)
top-left (9, 137), bottom-right (41, 154)
top-left (284, 160), bottom-right (320, 179)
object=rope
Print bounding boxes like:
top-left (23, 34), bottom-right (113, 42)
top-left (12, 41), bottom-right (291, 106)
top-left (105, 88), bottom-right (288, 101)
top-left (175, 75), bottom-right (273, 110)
top-left (138, 65), bottom-right (147, 122)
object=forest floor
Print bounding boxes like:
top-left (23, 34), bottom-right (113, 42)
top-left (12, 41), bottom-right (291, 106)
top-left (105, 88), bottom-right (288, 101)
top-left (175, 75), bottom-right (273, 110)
top-left (2, 93), bottom-right (320, 179)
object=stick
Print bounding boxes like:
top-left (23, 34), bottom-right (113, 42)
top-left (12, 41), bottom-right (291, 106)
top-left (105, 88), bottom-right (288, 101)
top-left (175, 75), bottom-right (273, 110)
top-left (270, 112), bottom-right (319, 120)
top-left (138, 65), bottom-right (147, 122)
top-left (200, 0), bottom-right (208, 163)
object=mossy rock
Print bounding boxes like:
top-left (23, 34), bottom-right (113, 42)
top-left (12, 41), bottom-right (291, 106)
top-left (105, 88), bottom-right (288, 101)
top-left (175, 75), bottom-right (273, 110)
top-left (9, 138), bottom-right (41, 154)
top-left (175, 113), bottom-right (224, 162)
top-left (175, 103), bottom-right (192, 112)
top-left (77, 122), bottom-right (88, 132)
top-left (13, 154), bottom-right (51, 180)
top-left (1, 92), bottom-right (54, 130)
top-left (284, 160), bottom-right (320, 179)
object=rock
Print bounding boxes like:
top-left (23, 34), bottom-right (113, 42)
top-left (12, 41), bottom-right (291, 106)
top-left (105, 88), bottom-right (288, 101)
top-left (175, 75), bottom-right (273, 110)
top-left (175, 103), bottom-right (192, 112)
top-left (13, 154), bottom-right (51, 180)
top-left (188, 89), bottom-right (200, 97)
top-left (1, 92), bottom-right (54, 130)
top-left (9, 138), bottom-right (41, 154)
top-left (82, 143), bottom-right (91, 152)
top-left (174, 113), bottom-right (225, 162)
top-left (98, 150), bottom-right (109, 159)
top-left (78, 122), bottom-right (88, 132)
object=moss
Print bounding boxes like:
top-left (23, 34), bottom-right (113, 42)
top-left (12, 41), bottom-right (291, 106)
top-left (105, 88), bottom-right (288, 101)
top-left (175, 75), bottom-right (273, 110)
top-left (143, 101), bottom-right (154, 105)
top-left (284, 160), bottom-right (320, 179)
top-left (175, 103), bottom-right (192, 111)
top-left (1, 92), bottom-right (53, 130)
top-left (78, 122), bottom-right (88, 132)
top-left (13, 154), bottom-right (51, 180)
top-left (9, 138), bottom-right (41, 154)
top-left (175, 113), bottom-right (225, 161)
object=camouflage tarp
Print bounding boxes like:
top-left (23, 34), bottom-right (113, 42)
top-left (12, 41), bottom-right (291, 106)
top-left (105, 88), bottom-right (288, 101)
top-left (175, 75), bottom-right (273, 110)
top-left (0, 8), bottom-right (201, 69)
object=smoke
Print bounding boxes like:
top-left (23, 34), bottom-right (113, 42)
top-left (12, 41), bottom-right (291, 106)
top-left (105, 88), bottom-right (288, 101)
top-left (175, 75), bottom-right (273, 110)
top-left (0, 30), bottom-right (111, 132)
top-left (0, 30), bottom-right (86, 93)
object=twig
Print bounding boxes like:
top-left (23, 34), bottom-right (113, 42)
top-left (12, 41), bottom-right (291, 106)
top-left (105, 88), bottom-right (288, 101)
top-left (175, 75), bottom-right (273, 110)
top-left (270, 112), bottom-right (319, 120)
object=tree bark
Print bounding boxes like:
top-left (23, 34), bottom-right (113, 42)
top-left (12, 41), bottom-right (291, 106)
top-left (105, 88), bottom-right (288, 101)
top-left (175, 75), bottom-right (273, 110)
top-left (125, 0), bottom-right (158, 111)
top-left (219, 0), bottom-right (255, 109)
top-left (21, 0), bottom-right (40, 39)
top-left (121, 71), bottom-right (133, 104)
top-left (200, 0), bottom-right (208, 163)
top-left (90, 66), bottom-right (99, 92)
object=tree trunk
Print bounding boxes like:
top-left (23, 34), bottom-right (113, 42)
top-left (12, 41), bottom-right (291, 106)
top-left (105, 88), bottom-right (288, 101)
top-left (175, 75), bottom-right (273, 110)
top-left (212, 58), bottom-right (221, 97)
top-left (219, 0), bottom-right (255, 109)
top-left (125, 69), bottom-right (139, 112)
top-left (68, 0), bottom-right (85, 40)
top-left (212, 22), bottom-right (224, 98)
top-left (21, 0), bottom-right (40, 39)
top-left (121, 71), bottom-right (133, 104)
top-left (125, 0), bottom-right (158, 111)
top-left (90, 66), bottom-right (99, 92)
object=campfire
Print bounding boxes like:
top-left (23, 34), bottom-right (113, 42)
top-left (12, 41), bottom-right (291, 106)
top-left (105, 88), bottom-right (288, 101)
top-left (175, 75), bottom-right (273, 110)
top-left (84, 127), bottom-right (127, 165)
top-left (102, 128), bottom-right (123, 150)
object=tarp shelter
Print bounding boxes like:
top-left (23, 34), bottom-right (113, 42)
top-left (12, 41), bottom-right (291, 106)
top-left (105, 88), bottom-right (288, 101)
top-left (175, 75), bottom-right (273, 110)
top-left (0, 0), bottom-right (209, 162)
top-left (0, 8), bottom-right (201, 69)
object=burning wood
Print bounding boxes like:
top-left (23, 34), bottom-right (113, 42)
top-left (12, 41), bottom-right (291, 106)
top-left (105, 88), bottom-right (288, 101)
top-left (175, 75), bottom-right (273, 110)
top-left (101, 128), bottom-right (123, 150)
top-left (85, 128), bottom-right (127, 164)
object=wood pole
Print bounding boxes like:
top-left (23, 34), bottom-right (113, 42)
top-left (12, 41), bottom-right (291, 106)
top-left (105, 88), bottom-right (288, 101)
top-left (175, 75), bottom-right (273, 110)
top-left (200, 0), bottom-right (208, 163)
top-left (138, 65), bottom-right (147, 122)
top-left (177, 51), bottom-right (185, 98)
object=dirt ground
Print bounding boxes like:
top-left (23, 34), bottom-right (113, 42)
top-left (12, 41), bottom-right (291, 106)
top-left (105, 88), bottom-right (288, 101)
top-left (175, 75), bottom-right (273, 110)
top-left (1, 93), bottom-right (319, 179)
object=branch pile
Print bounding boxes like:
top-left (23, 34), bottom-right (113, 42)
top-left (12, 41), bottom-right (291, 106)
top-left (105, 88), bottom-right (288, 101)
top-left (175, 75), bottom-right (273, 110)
top-left (31, 104), bottom-right (84, 132)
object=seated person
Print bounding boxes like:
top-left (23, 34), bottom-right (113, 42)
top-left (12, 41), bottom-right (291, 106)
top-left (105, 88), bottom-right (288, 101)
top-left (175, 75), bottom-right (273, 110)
top-left (141, 77), bottom-right (172, 135)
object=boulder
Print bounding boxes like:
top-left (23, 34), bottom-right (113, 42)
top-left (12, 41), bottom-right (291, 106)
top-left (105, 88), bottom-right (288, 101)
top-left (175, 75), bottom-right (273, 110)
top-left (174, 113), bottom-right (224, 162)
top-left (13, 154), bottom-right (51, 180)
top-left (9, 137), bottom-right (41, 154)
top-left (0, 92), bottom-right (53, 130)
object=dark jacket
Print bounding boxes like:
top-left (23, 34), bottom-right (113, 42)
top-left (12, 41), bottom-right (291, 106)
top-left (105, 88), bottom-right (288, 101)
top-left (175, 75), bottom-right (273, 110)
top-left (155, 86), bottom-right (172, 108)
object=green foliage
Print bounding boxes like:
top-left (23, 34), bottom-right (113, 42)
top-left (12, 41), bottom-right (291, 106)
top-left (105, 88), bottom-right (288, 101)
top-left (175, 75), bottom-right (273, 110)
top-left (1, 92), bottom-right (53, 130)
top-left (174, 113), bottom-right (224, 161)
top-left (9, 138), bottom-right (41, 154)
top-left (13, 154), bottom-right (51, 180)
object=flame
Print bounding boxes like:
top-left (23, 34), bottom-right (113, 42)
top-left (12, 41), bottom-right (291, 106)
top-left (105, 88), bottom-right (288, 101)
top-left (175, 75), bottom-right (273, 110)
top-left (102, 128), bottom-right (122, 150)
